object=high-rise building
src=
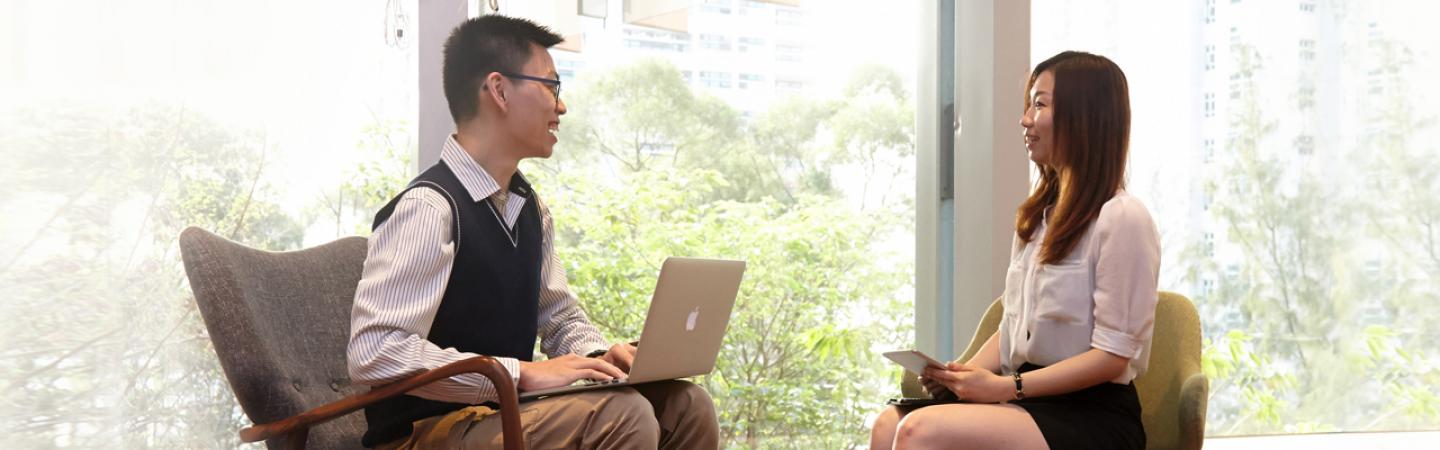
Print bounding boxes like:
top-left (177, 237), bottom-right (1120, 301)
top-left (551, 0), bottom-right (812, 118)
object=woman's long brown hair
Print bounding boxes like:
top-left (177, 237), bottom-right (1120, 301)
top-left (1016, 51), bottom-right (1131, 265)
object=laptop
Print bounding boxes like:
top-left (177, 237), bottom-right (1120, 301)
top-left (519, 257), bottom-right (746, 401)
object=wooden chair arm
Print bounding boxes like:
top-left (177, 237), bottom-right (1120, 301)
top-left (239, 356), bottom-right (525, 450)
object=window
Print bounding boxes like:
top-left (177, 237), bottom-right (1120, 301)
top-left (558, 59), bottom-right (586, 81)
top-left (8, 0), bottom-right (919, 447)
top-left (738, 72), bottom-right (765, 89)
top-left (698, 70), bottom-right (733, 88)
top-left (1297, 82), bottom-right (1316, 109)
top-left (776, 42), bottom-right (805, 62)
top-left (4, 0), bottom-right (417, 446)
top-left (775, 8), bottom-right (803, 26)
top-left (1294, 134), bottom-right (1314, 155)
top-left (699, 0), bottom-right (731, 15)
top-left (698, 33), bottom-right (732, 51)
top-left (623, 27), bottom-right (691, 53)
top-left (1036, 0), bottom-right (1440, 438)
top-left (738, 36), bottom-right (766, 52)
top-left (1299, 38), bottom-right (1316, 62)
top-left (775, 78), bottom-right (805, 90)
top-left (509, 1), bottom-right (916, 447)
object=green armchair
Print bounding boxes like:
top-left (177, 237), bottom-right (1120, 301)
top-left (901, 292), bottom-right (1207, 450)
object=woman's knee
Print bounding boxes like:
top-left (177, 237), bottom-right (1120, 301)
top-left (872, 406), bottom-right (901, 432)
top-left (869, 406), bottom-right (903, 450)
top-left (894, 408), bottom-right (960, 448)
top-left (893, 405), bottom-right (1046, 450)
top-left (893, 409), bottom-right (934, 447)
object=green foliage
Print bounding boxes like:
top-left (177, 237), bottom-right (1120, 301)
top-left (552, 58), bottom-right (741, 174)
top-left (1, 103), bottom-right (303, 447)
top-left (307, 120), bottom-right (415, 237)
top-left (529, 59), bottom-right (916, 448)
top-left (532, 166), bottom-right (910, 449)
top-left (1362, 325), bottom-right (1440, 426)
top-left (1189, 30), bottom-right (1440, 435)
top-left (1201, 330), bottom-right (1296, 431)
top-left (2, 57), bottom-right (915, 448)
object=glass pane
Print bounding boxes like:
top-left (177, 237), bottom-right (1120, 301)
top-left (511, 0), bottom-right (917, 446)
top-left (3, 0), bottom-right (918, 447)
top-left (2, 0), bottom-right (415, 446)
top-left (1034, 0), bottom-right (1440, 436)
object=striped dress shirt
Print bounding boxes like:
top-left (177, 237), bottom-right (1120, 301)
top-left (347, 135), bottom-right (611, 405)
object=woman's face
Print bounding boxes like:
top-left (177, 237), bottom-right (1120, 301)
top-left (1021, 70), bottom-right (1055, 166)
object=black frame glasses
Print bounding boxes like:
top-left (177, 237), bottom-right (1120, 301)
top-left (499, 72), bottom-right (562, 103)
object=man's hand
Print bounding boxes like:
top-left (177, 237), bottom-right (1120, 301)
top-left (599, 342), bottom-right (638, 373)
top-left (923, 361), bottom-right (1013, 404)
top-left (517, 354), bottom-right (626, 391)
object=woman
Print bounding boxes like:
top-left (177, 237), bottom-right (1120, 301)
top-left (870, 51), bottom-right (1160, 450)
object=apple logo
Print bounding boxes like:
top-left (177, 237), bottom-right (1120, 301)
top-left (686, 307), bottom-right (700, 331)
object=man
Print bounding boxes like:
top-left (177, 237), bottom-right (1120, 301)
top-left (347, 15), bottom-right (719, 449)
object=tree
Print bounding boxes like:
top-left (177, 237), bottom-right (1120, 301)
top-left (1350, 33), bottom-right (1440, 429)
top-left (2, 103), bottom-right (299, 448)
top-left (529, 59), bottom-right (917, 448)
top-left (551, 59), bottom-right (742, 174)
top-left (1201, 41), bottom-right (1353, 434)
top-left (531, 168), bottom-right (909, 449)
top-left (309, 119), bottom-right (415, 237)
top-left (1197, 23), bottom-right (1440, 434)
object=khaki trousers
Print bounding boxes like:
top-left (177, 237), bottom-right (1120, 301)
top-left (377, 380), bottom-right (718, 450)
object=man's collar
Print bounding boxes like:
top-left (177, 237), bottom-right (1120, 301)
top-left (440, 134), bottom-right (532, 202)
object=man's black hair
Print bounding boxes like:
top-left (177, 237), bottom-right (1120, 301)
top-left (442, 15), bottom-right (564, 123)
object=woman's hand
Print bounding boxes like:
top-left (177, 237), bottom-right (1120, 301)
top-left (918, 371), bottom-right (956, 401)
top-left (922, 362), bottom-right (1015, 404)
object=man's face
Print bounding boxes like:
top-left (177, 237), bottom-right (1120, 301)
top-left (503, 43), bottom-right (567, 159)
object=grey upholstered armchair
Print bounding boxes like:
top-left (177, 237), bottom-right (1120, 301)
top-left (179, 227), bottom-right (524, 450)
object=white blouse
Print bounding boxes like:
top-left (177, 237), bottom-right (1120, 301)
top-left (998, 190), bottom-right (1161, 384)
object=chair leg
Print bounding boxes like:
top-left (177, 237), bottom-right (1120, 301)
top-left (283, 428), bottom-right (309, 450)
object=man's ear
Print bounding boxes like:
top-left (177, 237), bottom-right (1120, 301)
top-left (483, 72), bottom-right (509, 113)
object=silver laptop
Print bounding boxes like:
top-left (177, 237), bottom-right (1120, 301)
top-left (519, 257), bottom-right (746, 401)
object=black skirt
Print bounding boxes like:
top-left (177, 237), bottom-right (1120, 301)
top-left (1011, 363), bottom-right (1145, 450)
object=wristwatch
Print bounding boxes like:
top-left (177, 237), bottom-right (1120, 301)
top-left (1012, 371), bottom-right (1026, 401)
top-left (585, 348), bottom-right (608, 358)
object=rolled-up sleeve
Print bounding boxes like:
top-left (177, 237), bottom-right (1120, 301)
top-left (1089, 196), bottom-right (1161, 360)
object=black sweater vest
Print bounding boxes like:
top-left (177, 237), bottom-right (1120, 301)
top-left (361, 161), bottom-right (544, 447)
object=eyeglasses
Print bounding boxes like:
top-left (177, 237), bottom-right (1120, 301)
top-left (500, 72), bottom-right (562, 103)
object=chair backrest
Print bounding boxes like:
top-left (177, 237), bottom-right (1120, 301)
top-left (179, 227), bottom-right (370, 450)
top-left (957, 297), bottom-right (1006, 364)
top-left (1134, 292), bottom-right (1204, 450)
top-left (953, 292), bottom-right (1204, 450)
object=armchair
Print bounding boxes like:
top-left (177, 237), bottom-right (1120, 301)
top-left (901, 292), bottom-right (1208, 450)
top-left (179, 227), bottom-right (524, 450)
